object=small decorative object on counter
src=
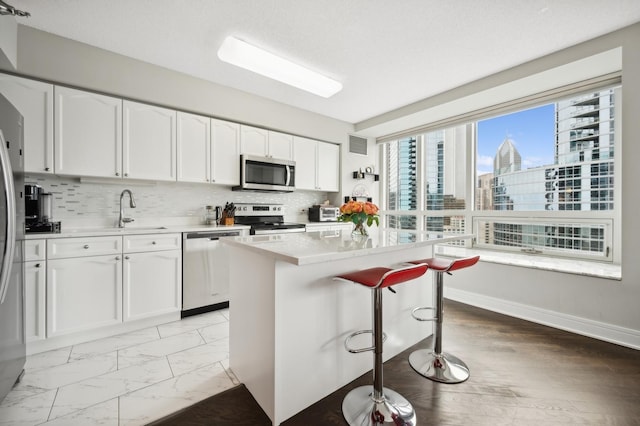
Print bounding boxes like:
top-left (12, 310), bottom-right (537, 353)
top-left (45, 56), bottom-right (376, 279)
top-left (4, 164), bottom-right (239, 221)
top-left (337, 200), bottom-right (379, 239)
top-left (205, 205), bottom-right (217, 225)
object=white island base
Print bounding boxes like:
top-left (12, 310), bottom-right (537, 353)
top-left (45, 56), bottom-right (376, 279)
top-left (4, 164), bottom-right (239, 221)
top-left (225, 230), bottom-right (467, 425)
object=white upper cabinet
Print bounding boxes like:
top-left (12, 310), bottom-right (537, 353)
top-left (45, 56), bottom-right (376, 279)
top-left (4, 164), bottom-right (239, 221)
top-left (267, 130), bottom-right (293, 160)
top-left (293, 136), bottom-right (317, 190)
top-left (54, 86), bottom-right (122, 178)
top-left (293, 136), bottom-right (340, 192)
top-left (177, 111), bottom-right (211, 183)
top-left (240, 125), bottom-right (294, 160)
top-left (211, 119), bottom-right (240, 185)
top-left (0, 74), bottom-right (54, 174)
top-left (317, 142), bottom-right (340, 192)
top-left (240, 125), bottom-right (268, 157)
top-left (123, 100), bottom-right (177, 181)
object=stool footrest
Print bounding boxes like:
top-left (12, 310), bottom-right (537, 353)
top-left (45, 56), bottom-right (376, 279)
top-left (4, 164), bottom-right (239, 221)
top-left (344, 329), bottom-right (387, 354)
top-left (411, 306), bottom-right (437, 322)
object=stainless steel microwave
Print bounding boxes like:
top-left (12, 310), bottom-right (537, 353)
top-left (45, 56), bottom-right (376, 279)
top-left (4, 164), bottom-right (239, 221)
top-left (234, 155), bottom-right (296, 192)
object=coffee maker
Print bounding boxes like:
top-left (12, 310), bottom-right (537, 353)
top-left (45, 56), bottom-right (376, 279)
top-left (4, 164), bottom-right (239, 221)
top-left (25, 184), bottom-right (61, 233)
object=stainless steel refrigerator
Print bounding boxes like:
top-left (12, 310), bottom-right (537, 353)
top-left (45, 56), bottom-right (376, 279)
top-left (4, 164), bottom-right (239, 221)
top-left (0, 92), bottom-right (25, 402)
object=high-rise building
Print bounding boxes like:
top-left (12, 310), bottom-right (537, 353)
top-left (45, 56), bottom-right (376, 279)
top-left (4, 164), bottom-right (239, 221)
top-left (494, 138), bottom-right (522, 175)
top-left (386, 136), bottom-right (417, 229)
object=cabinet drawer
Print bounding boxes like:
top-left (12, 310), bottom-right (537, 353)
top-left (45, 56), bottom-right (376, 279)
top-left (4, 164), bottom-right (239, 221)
top-left (25, 239), bottom-right (46, 261)
top-left (47, 236), bottom-right (122, 259)
top-left (123, 233), bottom-right (181, 253)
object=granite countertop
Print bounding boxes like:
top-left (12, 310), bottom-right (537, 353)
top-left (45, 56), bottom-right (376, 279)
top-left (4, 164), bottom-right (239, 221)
top-left (222, 228), bottom-right (472, 266)
top-left (24, 224), bottom-right (251, 239)
top-left (25, 220), bottom-right (351, 240)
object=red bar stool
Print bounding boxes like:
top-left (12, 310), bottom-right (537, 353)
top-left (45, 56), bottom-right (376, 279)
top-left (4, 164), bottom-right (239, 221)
top-left (335, 263), bottom-right (428, 426)
top-left (407, 256), bottom-right (480, 384)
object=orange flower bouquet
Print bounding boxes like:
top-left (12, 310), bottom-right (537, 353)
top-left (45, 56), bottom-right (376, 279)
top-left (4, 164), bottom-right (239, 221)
top-left (338, 200), bottom-right (380, 237)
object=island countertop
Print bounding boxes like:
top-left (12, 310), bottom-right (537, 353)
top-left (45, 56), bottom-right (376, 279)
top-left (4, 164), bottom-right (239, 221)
top-left (222, 228), bottom-right (471, 266)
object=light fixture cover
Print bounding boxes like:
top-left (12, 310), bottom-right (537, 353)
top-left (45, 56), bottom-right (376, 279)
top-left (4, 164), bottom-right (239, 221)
top-left (218, 36), bottom-right (342, 98)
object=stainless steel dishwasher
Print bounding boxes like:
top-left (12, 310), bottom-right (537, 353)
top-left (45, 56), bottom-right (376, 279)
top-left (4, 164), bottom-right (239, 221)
top-left (182, 230), bottom-right (241, 317)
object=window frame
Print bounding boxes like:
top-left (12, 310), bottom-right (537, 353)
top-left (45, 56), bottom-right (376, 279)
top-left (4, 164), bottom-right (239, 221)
top-left (379, 82), bottom-right (621, 265)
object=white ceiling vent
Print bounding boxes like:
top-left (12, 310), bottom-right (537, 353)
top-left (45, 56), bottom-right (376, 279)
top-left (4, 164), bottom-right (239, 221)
top-left (349, 135), bottom-right (368, 155)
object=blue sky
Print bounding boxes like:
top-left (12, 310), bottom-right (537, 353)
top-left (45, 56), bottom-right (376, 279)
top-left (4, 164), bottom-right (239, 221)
top-left (477, 104), bottom-right (556, 175)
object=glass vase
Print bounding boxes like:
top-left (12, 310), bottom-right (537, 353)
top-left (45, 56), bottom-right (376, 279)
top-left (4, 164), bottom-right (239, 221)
top-left (351, 222), bottom-right (369, 240)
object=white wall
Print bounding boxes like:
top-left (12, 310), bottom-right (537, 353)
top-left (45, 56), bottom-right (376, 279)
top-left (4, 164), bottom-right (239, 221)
top-left (359, 23), bottom-right (640, 349)
top-left (0, 16), bottom-right (17, 69)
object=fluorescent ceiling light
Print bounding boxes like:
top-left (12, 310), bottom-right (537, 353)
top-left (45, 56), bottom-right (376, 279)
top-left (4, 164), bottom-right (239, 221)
top-left (218, 36), bottom-right (342, 98)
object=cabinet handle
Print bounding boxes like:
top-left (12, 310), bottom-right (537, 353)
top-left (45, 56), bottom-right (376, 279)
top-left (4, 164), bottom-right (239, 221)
top-left (152, 241), bottom-right (156, 245)
top-left (115, 172), bottom-right (120, 176)
top-left (116, 256), bottom-right (120, 260)
top-left (35, 263), bottom-right (40, 268)
top-left (125, 256), bottom-right (130, 260)
top-left (83, 244), bottom-right (89, 249)
top-left (45, 167), bottom-right (50, 171)
top-left (124, 173), bottom-right (129, 177)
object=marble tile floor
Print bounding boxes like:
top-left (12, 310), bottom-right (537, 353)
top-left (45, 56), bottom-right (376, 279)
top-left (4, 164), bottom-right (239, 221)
top-left (0, 309), bottom-right (238, 426)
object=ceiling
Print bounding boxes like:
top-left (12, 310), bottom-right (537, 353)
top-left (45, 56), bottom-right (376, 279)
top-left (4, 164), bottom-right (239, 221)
top-left (8, 0), bottom-right (640, 124)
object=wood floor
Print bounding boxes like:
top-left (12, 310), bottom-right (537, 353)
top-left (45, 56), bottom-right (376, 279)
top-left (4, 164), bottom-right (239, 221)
top-left (151, 300), bottom-right (640, 425)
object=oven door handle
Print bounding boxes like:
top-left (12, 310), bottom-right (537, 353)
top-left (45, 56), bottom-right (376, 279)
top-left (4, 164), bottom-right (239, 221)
top-left (253, 227), bottom-right (306, 235)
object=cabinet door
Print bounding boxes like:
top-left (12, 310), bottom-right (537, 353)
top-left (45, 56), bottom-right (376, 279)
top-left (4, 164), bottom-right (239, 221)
top-left (317, 142), bottom-right (340, 192)
top-left (177, 111), bottom-right (210, 183)
top-left (25, 239), bottom-right (46, 261)
top-left (123, 100), bottom-right (177, 181)
top-left (268, 130), bottom-right (293, 160)
top-left (47, 255), bottom-right (122, 337)
top-left (240, 125), bottom-right (268, 157)
top-left (54, 86), bottom-right (122, 178)
top-left (293, 136), bottom-right (317, 190)
top-left (0, 75), bottom-right (54, 174)
top-left (211, 119), bottom-right (240, 185)
top-left (25, 260), bottom-right (46, 342)
top-left (123, 250), bottom-right (181, 321)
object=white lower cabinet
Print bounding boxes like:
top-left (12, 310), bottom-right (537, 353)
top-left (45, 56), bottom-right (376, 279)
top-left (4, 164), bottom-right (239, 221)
top-left (47, 254), bottom-right (123, 337)
top-left (25, 240), bottom-right (46, 342)
top-left (123, 234), bottom-right (182, 321)
top-left (25, 260), bottom-right (46, 342)
top-left (37, 233), bottom-right (182, 344)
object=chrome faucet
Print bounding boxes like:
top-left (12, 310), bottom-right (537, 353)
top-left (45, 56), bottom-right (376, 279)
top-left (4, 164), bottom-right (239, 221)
top-left (118, 189), bottom-right (136, 228)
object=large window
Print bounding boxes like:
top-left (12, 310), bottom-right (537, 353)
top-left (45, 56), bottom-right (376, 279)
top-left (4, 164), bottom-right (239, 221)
top-left (381, 85), bottom-right (620, 262)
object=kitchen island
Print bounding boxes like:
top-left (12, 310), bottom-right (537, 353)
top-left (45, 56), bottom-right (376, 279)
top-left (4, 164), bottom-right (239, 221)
top-left (223, 228), bottom-right (470, 425)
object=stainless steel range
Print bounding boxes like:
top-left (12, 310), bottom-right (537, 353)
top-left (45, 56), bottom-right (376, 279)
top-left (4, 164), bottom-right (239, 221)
top-left (234, 203), bottom-right (306, 235)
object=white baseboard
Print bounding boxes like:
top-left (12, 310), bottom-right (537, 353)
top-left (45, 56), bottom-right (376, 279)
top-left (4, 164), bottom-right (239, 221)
top-left (445, 288), bottom-right (640, 350)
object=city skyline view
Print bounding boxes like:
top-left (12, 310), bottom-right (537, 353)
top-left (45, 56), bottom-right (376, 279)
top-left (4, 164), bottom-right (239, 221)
top-left (477, 103), bottom-right (555, 176)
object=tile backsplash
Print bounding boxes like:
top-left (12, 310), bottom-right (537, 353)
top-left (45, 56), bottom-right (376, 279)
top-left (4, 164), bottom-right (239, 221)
top-left (25, 174), bottom-right (330, 228)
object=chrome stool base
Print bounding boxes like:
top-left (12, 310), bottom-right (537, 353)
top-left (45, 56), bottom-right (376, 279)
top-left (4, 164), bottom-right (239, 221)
top-left (409, 348), bottom-right (470, 384)
top-left (342, 385), bottom-right (416, 426)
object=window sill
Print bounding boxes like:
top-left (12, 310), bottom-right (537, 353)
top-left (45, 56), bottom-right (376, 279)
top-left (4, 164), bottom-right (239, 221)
top-left (433, 245), bottom-right (621, 281)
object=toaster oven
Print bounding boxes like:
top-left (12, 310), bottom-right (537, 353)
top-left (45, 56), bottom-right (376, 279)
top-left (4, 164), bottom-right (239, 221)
top-left (308, 206), bottom-right (340, 222)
